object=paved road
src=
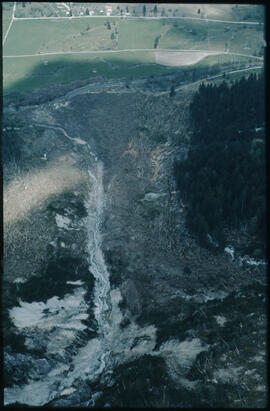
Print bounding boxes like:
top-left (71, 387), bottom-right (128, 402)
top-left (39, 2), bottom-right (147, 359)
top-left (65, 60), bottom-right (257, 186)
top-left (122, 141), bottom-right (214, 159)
top-left (12, 14), bottom-right (263, 25)
top-left (2, 2), bottom-right (16, 46)
top-left (3, 49), bottom-right (264, 61)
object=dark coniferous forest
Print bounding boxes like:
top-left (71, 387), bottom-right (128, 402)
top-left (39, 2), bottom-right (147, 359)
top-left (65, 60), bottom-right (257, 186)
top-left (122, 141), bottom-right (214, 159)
top-left (174, 73), bottom-right (265, 257)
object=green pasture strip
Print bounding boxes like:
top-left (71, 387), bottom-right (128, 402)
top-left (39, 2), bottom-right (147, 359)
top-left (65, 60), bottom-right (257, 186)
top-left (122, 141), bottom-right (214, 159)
top-left (228, 26), bottom-right (264, 56)
top-left (117, 19), bottom-right (164, 49)
top-left (3, 17), bottom-right (110, 55)
top-left (3, 51), bottom-right (170, 94)
top-left (158, 19), bottom-right (263, 53)
top-left (3, 16), bottom-right (264, 57)
top-left (2, 6), bottom-right (13, 39)
top-left (3, 48), bottom-right (257, 96)
top-left (207, 24), bottom-right (263, 55)
top-left (160, 23), bottom-right (209, 50)
top-left (196, 53), bottom-right (256, 68)
top-left (159, 19), bottom-right (215, 50)
top-left (4, 17), bottom-right (173, 55)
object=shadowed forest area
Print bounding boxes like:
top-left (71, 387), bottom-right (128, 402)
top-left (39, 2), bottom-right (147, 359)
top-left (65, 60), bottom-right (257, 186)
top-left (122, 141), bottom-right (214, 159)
top-left (174, 73), bottom-right (265, 257)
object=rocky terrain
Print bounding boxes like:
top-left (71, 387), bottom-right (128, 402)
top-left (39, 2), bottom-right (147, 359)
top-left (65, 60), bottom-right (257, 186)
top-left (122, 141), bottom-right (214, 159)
top-left (3, 78), bottom-right (267, 407)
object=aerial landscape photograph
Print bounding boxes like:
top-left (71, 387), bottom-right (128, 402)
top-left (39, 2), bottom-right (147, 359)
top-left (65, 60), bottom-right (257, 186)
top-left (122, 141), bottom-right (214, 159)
top-left (2, 1), bottom-right (267, 408)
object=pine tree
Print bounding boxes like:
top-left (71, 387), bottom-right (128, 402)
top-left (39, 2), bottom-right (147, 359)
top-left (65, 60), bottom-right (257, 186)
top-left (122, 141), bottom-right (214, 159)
top-left (143, 5), bottom-right (146, 16)
top-left (170, 85), bottom-right (175, 97)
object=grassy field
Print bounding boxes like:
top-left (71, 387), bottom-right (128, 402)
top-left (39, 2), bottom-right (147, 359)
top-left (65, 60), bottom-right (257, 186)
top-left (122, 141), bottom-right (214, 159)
top-left (158, 19), bottom-right (264, 54)
top-left (2, 4), bottom-right (13, 39)
top-left (4, 16), bottom-right (264, 56)
top-left (4, 18), bottom-right (114, 55)
top-left (4, 51), bottom-right (259, 96)
top-left (196, 53), bottom-right (257, 69)
top-left (3, 13), bottom-right (264, 96)
top-left (4, 51), bottom-right (173, 94)
top-left (117, 19), bottom-right (164, 49)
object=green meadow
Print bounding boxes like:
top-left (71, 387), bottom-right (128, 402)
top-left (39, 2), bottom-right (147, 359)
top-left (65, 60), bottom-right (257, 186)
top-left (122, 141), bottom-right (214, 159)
top-left (2, 5), bottom-right (13, 39)
top-left (4, 51), bottom-right (173, 94)
top-left (3, 15), bottom-right (264, 95)
top-left (4, 16), bottom-right (264, 56)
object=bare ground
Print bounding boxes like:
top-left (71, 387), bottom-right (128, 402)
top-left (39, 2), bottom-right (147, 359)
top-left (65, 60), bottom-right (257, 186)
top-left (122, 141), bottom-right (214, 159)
top-left (155, 51), bottom-right (219, 67)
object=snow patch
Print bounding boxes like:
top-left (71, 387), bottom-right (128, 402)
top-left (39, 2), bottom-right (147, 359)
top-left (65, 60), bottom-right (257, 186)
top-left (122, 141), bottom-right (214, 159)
top-left (239, 256), bottom-right (266, 266)
top-left (157, 338), bottom-right (208, 368)
top-left (252, 354), bottom-right (264, 363)
top-left (55, 214), bottom-right (72, 229)
top-left (14, 277), bottom-right (27, 284)
top-left (48, 364), bottom-right (70, 377)
top-left (9, 288), bottom-right (88, 331)
top-left (256, 384), bottom-right (266, 392)
top-left (54, 101), bottom-right (70, 110)
top-left (4, 380), bottom-right (57, 406)
top-left (214, 367), bottom-right (243, 383)
top-left (202, 290), bottom-right (228, 302)
top-left (245, 257), bottom-right (265, 266)
top-left (65, 338), bottom-right (105, 383)
top-left (225, 246), bottom-right (234, 260)
top-left (182, 289), bottom-right (228, 303)
top-left (5, 286), bottom-right (93, 406)
top-left (60, 387), bottom-right (77, 396)
top-left (66, 280), bottom-right (84, 286)
top-left (143, 192), bottom-right (166, 201)
top-left (214, 315), bottom-right (227, 327)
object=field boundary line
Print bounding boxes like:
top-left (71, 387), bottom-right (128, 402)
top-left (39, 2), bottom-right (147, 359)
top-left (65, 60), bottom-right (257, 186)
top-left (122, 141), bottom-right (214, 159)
top-left (3, 2), bottom-right (16, 46)
top-left (3, 49), bottom-right (264, 61)
top-left (11, 15), bottom-right (263, 25)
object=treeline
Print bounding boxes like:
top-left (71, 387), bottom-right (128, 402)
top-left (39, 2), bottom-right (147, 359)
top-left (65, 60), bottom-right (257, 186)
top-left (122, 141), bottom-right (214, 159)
top-left (174, 73), bottom-right (265, 257)
top-left (146, 62), bottom-right (250, 92)
top-left (2, 118), bottom-right (24, 165)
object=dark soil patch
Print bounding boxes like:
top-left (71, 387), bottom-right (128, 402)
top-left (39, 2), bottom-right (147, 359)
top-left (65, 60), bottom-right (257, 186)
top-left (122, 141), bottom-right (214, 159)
top-left (16, 256), bottom-right (93, 303)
